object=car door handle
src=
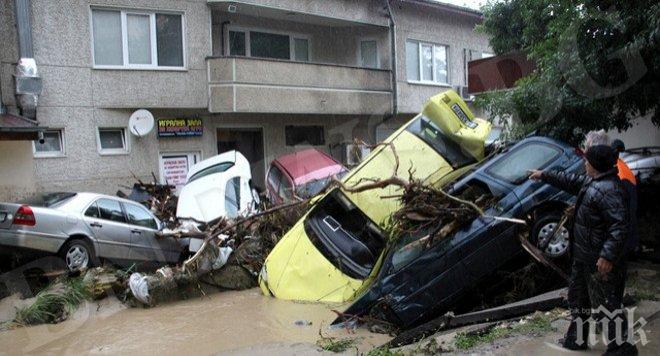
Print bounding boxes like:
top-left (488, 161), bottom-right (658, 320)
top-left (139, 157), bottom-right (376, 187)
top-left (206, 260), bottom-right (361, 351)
top-left (90, 222), bottom-right (102, 228)
top-left (130, 229), bottom-right (142, 234)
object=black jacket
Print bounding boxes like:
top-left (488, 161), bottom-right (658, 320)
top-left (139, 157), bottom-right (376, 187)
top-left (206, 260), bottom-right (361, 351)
top-left (541, 168), bottom-right (629, 264)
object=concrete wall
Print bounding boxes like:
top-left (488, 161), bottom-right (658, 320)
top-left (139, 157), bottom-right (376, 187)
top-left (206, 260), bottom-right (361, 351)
top-left (393, 2), bottom-right (491, 113)
top-left (0, 0), bottom-right (212, 196)
top-left (608, 116), bottom-right (660, 150)
top-left (0, 0), bottom-right (495, 196)
top-left (0, 141), bottom-right (36, 201)
top-left (208, 0), bottom-right (388, 27)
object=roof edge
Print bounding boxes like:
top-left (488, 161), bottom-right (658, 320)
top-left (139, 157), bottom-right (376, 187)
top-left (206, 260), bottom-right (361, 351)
top-left (399, 0), bottom-right (483, 18)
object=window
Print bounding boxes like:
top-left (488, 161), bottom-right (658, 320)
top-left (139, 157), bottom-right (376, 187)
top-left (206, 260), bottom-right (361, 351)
top-left (22, 193), bottom-right (77, 208)
top-left (285, 126), bottom-right (325, 146)
top-left (96, 199), bottom-right (126, 223)
top-left (251, 31), bottom-right (290, 60)
top-left (97, 128), bottom-right (128, 154)
top-left (33, 129), bottom-right (65, 157)
top-left (280, 176), bottom-right (294, 201)
top-left (487, 143), bottom-right (561, 184)
top-left (359, 40), bottom-right (378, 68)
top-left (225, 177), bottom-right (241, 218)
top-left (229, 31), bottom-right (246, 56)
top-left (124, 203), bottom-right (158, 229)
top-left (267, 165), bottom-right (284, 195)
top-left (304, 190), bottom-right (385, 279)
top-left (294, 38), bottom-right (309, 61)
top-left (188, 162), bottom-right (234, 184)
top-left (84, 202), bottom-right (100, 218)
top-left (406, 40), bottom-right (449, 84)
top-left (91, 9), bottom-right (184, 68)
top-left (296, 170), bottom-right (347, 199)
top-left (227, 28), bottom-right (309, 62)
top-left (406, 115), bottom-right (476, 169)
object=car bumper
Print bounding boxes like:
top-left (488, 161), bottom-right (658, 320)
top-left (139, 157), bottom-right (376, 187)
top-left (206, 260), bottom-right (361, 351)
top-left (259, 219), bottom-right (365, 303)
top-left (0, 229), bottom-right (64, 254)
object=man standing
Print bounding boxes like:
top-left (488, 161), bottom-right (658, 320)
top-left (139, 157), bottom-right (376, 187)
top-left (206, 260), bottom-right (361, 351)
top-left (612, 139), bottom-right (639, 256)
top-left (529, 145), bottom-right (638, 355)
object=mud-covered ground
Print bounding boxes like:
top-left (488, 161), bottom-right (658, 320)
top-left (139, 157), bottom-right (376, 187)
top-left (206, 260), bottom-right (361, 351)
top-left (0, 262), bottom-right (658, 355)
top-left (0, 288), bottom-right (388, 355)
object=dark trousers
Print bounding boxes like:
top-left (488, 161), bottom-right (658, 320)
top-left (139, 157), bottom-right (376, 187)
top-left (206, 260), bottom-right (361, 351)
top-left (566, 259), bottom-right (632, 351)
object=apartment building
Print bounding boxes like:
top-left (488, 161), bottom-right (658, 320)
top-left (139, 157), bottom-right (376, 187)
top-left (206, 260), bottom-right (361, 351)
top-left (0, 0), bottom-right (492, 199)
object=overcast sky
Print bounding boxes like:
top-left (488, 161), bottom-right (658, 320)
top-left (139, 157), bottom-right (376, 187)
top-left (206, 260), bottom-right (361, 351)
top-left (435, 0), bottom-right (486, 11)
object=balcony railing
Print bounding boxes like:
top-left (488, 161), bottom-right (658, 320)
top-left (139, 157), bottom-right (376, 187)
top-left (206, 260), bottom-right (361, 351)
top-left (207, 56), bottom-right (392, 115)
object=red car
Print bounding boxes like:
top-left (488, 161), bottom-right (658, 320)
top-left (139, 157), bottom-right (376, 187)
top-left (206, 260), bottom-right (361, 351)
top-left (266, 148), bottom-right (348, 204)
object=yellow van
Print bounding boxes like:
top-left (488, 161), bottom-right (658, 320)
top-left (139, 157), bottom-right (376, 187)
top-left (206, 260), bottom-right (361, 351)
top-left (259, 90), bottom-right (492, 302)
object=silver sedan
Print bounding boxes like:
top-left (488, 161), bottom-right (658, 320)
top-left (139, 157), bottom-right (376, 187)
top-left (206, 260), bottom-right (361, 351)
top-left (0, 192), bottom-right (190, 271)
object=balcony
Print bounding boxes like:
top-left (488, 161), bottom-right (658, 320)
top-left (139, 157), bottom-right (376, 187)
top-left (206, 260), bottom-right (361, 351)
top-left (207, 56), bottom-right (392, 115)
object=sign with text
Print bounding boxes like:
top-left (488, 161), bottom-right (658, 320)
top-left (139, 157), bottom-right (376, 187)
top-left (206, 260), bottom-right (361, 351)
top-left (158, 118), bottom-right (203, 137)
top-left (161, 155), bottom-right (190, 187)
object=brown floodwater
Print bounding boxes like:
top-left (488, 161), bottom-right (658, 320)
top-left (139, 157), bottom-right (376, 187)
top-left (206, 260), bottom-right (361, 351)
top-left (0, 289), bottom-right (390, 355)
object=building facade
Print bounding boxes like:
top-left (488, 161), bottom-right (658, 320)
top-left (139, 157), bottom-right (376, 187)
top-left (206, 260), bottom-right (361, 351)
top-left (0, 0), bottom-right (492, 199)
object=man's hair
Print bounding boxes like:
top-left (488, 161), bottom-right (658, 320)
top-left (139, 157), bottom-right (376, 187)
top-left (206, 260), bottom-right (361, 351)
top-left (583, 130), bottom-right (610, 149)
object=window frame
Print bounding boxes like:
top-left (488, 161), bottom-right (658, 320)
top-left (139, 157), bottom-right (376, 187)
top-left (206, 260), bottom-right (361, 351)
top-left (122, 202), bottom-right (159, 230)
top-left (96, 127), bottom-right (130, 155)
top-left (406, 39), bottom-right (450, 86)
top-left (33, 129), bottom-right (66, 158)
top-left (224, 26), bottom-right (311, 62)
top-left (357, 38), bottom-right (379, 69)
top-left (90, 7), bottom-right (186, 70)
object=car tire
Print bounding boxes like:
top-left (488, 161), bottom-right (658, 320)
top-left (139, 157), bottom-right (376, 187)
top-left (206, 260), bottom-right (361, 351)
top-left (530, 212), bottom-right (571, 259)
top-left (60, 239), bottom-right (98, 271)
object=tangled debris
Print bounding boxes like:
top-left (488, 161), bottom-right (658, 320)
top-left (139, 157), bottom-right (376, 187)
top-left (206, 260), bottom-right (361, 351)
top-left (117, 173), bottom-right (179, 227)
top-left (128, 198), bottom-right (310, 306)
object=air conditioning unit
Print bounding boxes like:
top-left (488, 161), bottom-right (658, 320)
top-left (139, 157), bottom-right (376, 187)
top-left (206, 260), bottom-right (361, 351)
top-left (454, 85), bottom-right (473, 101)
top-left (343, 143), bottom-right (371, 166)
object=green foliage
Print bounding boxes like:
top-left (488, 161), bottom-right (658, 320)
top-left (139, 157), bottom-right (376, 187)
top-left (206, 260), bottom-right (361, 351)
top-left (476, 0), bottom-right (660, 145)
top-left (14, 277), bottom-right (91, 326)
top-left (366, 347), bottom-right (406, 356)
top-left (316, 330), bottom-right (360, 353)
top-left (453, 312), bottom-right (554, 350)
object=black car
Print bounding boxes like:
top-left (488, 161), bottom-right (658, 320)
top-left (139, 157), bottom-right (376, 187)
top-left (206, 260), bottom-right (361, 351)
top-left (334, 136), bottom-right (583, 328)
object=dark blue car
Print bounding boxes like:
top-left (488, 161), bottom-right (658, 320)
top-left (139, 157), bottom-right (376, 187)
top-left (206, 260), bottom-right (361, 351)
top-left (335, 136), bottom-right (584, 328)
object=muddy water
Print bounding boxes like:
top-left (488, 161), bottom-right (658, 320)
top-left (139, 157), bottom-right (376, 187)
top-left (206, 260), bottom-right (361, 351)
top-left (0, 289), bottom-right (390, 355)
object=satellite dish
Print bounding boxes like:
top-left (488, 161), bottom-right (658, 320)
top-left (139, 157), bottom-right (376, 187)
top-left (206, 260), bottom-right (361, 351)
top-left (128, 109), bottom-right (155, 137)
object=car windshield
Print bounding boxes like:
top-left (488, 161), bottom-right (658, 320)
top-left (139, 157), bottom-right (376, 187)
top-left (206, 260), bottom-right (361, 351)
top-left (187, 162), bottom-right (234, 183)
top-left (20, 192), bottom-right (77, 207)
top-left (295, 170), bottom-right (348, 198)
top-left (406, 115), bottom-right (477, 169)
top-left (304, 189), bottom-right (385, 279)
top-left (487, 142), bottom-right (561, 184)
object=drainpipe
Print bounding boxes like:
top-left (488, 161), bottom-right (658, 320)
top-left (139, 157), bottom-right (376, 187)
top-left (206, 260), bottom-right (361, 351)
top-left (384, 0), bottom-right (398, 119)
top-left (371, 0), bottom-right (399, 142)
top-left (13, 0), bottom-right (42, 120)
top-left (220, 21), bottom-right (230, 55)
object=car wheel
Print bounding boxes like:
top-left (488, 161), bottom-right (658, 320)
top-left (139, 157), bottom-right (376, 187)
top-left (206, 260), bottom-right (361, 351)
top-left (61, 239), bottom-right (98, 271)
top-left (531, 212), bottom-right (570, 258)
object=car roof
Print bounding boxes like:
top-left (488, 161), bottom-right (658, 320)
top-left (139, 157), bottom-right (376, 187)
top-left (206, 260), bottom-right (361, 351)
top-left (273, 148), bottom-right (346, 184)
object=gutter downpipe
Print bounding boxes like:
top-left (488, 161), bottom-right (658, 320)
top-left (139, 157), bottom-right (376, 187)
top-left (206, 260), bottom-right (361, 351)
top-left (13, 0), bottom-right (42, 120)
top-left (372, 0), bottom-right (398, 142)
top-left (385, 0), bottom-right (398, 119)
